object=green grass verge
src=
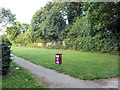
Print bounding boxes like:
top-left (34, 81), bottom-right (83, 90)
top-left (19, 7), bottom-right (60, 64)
top-left (2, 62), bottom-right (45, 88)
top-left (11, 47), bottom-right (118, 80)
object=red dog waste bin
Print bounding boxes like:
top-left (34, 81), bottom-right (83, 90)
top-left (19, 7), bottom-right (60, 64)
top-left (55, 54), bottom-right (62, 64)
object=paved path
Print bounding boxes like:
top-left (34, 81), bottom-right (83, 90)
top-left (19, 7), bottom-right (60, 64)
top-left (11, 54), bottom-right (118, 88)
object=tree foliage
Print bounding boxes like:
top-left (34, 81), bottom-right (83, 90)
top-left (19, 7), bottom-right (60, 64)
top-left (41, 6), bottom-right (66, 41)
top-left (0, 35), bottom-right (12, 75)
top-left (6, 2), bottom-right (120, 54)
top-left (66, 16), bottom-right (91, 51)
top-left (83, 2), bottom-right (119, 32)
top-left (0, 8), bottom-right (15, 75)
top-left (6, 22), bottom-right (29, 44)
top-left (65, 2), bottom-right (83, 24)
top-left (15, 30), bottom-right (32, 45)
top-left (82, 2), bottom-right (120, 53)
top-left (6, 22), bottom-right (21, 43)
top-left (31, 2), bottom-right (66, 42)
top-left (0, 8), bottom-right (16, 31)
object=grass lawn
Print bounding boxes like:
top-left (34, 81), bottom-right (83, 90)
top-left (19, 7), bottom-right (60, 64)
top-left (2, 62), bottom-right (44, 88)
top-left (11, 47), bottom-right (118, 80)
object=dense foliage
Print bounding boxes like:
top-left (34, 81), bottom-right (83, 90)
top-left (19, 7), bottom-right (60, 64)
top-left (6, 2), bottom-right (120, 54)
top-left (6, 22), bottom-right (29, 44)
top-left (66, 2), bottom-right (119, 53)
top-left (0, 8), bottom-right (15, 75)
top-left (82, 2), bottom-right (120, 53)
top-left (65, 16), bottom-right (91, 51)
top-left (0, 8), bottom-right (16, 31)
top-left (1, 35), bottom-right (12, 75)
top-left (31, 3), bottom-right (66, 42)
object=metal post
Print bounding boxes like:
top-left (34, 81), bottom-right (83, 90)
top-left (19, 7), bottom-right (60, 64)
top-left (59, 64), bottom-right (61, 72)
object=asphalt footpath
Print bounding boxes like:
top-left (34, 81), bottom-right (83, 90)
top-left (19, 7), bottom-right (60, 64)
top-left (11, 54), bottom-right (118, 88)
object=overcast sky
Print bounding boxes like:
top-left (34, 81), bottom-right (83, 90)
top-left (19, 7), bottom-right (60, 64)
top-left (0, 0), bottom-right (52, 24)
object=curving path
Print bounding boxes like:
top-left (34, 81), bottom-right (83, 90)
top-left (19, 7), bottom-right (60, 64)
top-left (11, 54), bottom-right (118, 88)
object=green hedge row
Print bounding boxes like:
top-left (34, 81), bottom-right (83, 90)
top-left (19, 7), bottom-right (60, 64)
top-left (65, 16), bottom-right (118, 54)
top-left (1, 36), bottom-right (12, 75)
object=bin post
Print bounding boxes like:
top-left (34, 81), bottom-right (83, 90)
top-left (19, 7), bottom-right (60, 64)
top-left (55, 54), bottom-right (62, 71)
top-left (59, 64), bottom-right (61, 71)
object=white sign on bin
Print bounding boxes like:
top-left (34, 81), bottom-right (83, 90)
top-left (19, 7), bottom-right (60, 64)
top-left (56, 55), bottom-right (59, 64)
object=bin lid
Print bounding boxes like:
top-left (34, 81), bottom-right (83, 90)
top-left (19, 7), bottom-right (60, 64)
top-left (55, 54), bottom-right (62, 55)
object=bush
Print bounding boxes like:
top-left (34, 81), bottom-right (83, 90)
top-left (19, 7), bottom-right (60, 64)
top-left (27, 43), bottom-right (44, 48)
top-left (65, 16), bottom-right (118, 54)
top-left (46, 44), bottom-right (64, 49)
top-left (66, 16), bottom-right (91, 51)
top-left (0, 35), bottom-right (12, 75)
top-left (14, 32), bottom-right (30, 46)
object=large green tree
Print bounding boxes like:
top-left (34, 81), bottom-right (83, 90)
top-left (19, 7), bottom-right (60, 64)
top-left (83, 2), bottom-right (120, 36)
top-left (6, 22), bottom-right (29, 44)
top-left (65, 2), bottom-right (83, 24)
top-left (21, 23), bottom-right (29, 33)
top-left (41, 6), bottom-right (66, 41)
top-left (30, 7), bottom-right (48, 43)
top-left (52, 2), bottom-right (83, 24)
top-left (30, 2), bottom-right (66, 43)
top-left (6, 21), bottom-right (21, 43)
top-left (80, 2), bottom-right (119, 53)
top-left (0, 8), bottom-right (15, 75)
top-left (66, 16), bottom-right (91, 51)
top-left (65, 2), bottom-right (119, 53)
top-left (0, 8), bottom-right (16, 32)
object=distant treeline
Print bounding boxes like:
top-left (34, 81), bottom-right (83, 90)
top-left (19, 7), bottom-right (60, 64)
top-left (6, 2), bottom-right (120, 54)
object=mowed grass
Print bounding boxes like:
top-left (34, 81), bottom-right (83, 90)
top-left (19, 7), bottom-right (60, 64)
top-left (11, 47), bottom-right (118, 80)
top-left (2, 62), bottom-right (44, 88)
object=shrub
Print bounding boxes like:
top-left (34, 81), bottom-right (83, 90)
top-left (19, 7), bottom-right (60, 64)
top-left (0, 35), bottom-right (12, 75)
top-left (65, 16), bottom-right (118, 54)
top-left (47, 44), bottom-right (64, 49)
top-left (67, 16), bottom-right (91, 51)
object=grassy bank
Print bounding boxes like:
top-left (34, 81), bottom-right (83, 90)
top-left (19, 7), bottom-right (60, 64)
top-left (11, 47), bottom-right (118, 80)
top-left (2, 62), bottom-right (44, 88)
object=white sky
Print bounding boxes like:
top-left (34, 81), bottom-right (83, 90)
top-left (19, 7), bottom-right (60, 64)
top-left (0, 0), bottom-right (52, 24)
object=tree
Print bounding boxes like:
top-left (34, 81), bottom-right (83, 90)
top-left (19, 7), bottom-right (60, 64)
top-left (40, 6), bottom-right (66, 42)
top-left (30, 7), bottom-right (48, 43)
top-left (81, 2), bottom-right (120, 53)
top-left (0, 8), bottom-right (15, 75)
top-left (0, 8), bottom-right (16, 32)
top-left (64, 2), bottom-right (119, 53)
top-left (82, 2), bottom-right (120, 36)
top-left (30, 2), bottom-right (66, 42)
top-left (44, 2), bottom-right (54, 11)
top-left (21, 23), bottom-right (29, 33)
top-left (6, 21), bottom-right (21, 43)
top-left (15, 30), bottom-right (30, 45)
top-left (65, 2), bottom-right (83, 24)
top-left (66, 16), bottom-right (91, 50)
